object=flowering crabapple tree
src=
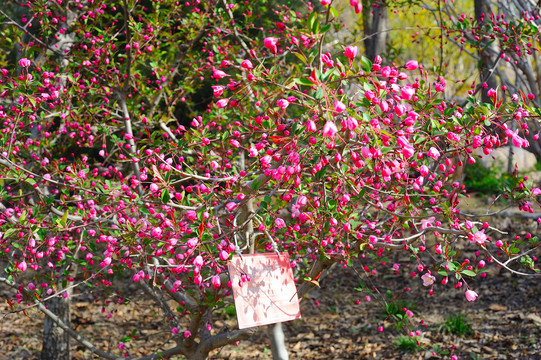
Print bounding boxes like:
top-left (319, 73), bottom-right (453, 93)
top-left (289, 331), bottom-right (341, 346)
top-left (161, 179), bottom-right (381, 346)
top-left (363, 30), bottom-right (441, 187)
top-left (0, 0), bottom-right (540, 359)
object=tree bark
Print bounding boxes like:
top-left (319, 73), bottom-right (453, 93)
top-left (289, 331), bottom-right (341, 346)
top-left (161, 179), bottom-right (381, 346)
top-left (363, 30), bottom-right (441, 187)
top-left (474, 0), bottom-right (498, 103)
top-left (269, 322), bottom-right (289, 360)
top-left (363, 1), bottom-right (389, 61)
top-left (41, 294), bottom-right (70, 360)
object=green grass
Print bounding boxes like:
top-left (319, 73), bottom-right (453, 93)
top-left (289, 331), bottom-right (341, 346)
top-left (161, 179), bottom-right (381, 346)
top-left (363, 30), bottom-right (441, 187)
top-left (439, 313), bottom-right (473, 337)
top-left (395, 335), bottom-right (421, 352)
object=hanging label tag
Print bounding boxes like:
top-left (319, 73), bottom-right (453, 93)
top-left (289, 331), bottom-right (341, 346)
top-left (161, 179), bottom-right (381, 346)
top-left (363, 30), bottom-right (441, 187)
top-left (228, 253), bottom-right (301, 329)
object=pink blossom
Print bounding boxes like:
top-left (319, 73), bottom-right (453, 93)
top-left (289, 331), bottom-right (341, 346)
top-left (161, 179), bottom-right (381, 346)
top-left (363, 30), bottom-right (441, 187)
top-left (151, 227), bottom-right (162, 238)
top-left (435, 82), bottom-right (445, 92)
top-left (470, 230), bottom-right (487, 245)
top-left (333, 100), bottom-right (346, 112)
top-left (226, 202), bottom-right (238, 211)
top-left (276, 99), bottom-right (290, 109)
top-left (260, 155), bottom-right (272, 168)
top-left (402, 146), bottom-right (414, 159)
top-left (275, 218), bottom-right (286, 229)
top-left (212, 85), bottom-right (225, 97)
top-left (447, 132), bottom-right (461, 142)
top-left (396, 136), bottom-right (409, 147)
top-left (19, 58), bottom-right (31, 68)
top-left (419, 165), bottom-right (429, 176)
top-left (194, 255), bottom-right (204, 268)
top-left (186, 238), bottom-right (198, 248)
top-left (381, 66), bottom-right (391, 78)
top-left (381, 167), bottom-right (391, 181)
top-left (17, 261), bottom-right (27, 272)
top-left (219, 250), bottom-right (229, 261)
top-left (394, 104), bottom-right (406, 116)
top-left (249, 146), bottom-right (258, 157)
top-left (427, 147), bottom-right (441, 160)
top-left (379, 100), bottom-right (389, 113)
top-left (264, 37), bottom-right (278, 53)
top-left (342, 117), bottom-right (358, 130)
top-left (241, 59), bottom-right (253, 70)
top-left (421, 273), bottom-right (435, 286)
top-left (364, 90), bottom-right (376, 101)
top-left (400, 86), bottom-right (415, 100)
top-left (487, 88), bottom-right (496, 97)
top-left (150, 183), bottom-right (159, 193)
top-left (212, 69), bottom-right (228, 79)
top-left (405, 60), bottom-right (419, 70)
top-left (322, 121), bottom-right (338, 138)
top-left (216, 98), bottom-right (229, 108)
top-left (420, 216), bottom-right (435, 230)
top-left (211, 275), bottom-right (221, 289)
top-left (465, 289), bottom-right (478, 302)
top-left (186, 210), bottom-right (197, 220)
top-left (306, 120), bottom-right (317, 132)
top-left (505, 128), bottom-right (527, 148)
top-left (343, 46), bottom-right (358, 61)
top-left (321, 0), bottom-right (331, 6)
top-left (321, 52), bottom-right (334, 67)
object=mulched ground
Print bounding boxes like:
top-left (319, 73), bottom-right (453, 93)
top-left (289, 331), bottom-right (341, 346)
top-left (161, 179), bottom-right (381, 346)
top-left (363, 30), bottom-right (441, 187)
top-left (1, 207), bottom-right (540, 359)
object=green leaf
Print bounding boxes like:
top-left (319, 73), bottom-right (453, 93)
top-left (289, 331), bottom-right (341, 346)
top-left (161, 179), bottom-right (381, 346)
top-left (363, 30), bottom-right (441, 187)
top-left (18, 210), bottom-right (27, 224)
top-left (60, 210), bottom-right (68, 228)
top-left (292, 52), bottom-right (307, 65)
top-left (329, 6), bottom-right (339, 18)
top-left (359, 56), bottom-right (372, 73)
top-left (315, 167), bottom-right (326, 180)
top-left (161, 189), bottom-right (170, 203)
top-left (295, 77), bottom-right (314, 87)
top-left (461, 270), bottom-right (476, 277)
top-left (307, 12), bottom-right (317, 33)
top-left (327, 199), bottom-right (337, 211)
top-left (25, 178), bottom-right (36, 186)
top-left (315, 87), bottom-right (324, 100)
top-left (251, 179), bottom-right (261, 192)
top-left (321, 24), bottom-right (331, 33)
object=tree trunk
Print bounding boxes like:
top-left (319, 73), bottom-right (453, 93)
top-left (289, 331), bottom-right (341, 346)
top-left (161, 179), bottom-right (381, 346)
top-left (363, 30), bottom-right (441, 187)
top-left (269, 322), bottom-right (289, 360)
top-left (363, 1), bottom-right (389, 61)
top-left (41, 294), bottom-right (70, 360)
top-left (474, 0), bottom-right (497, 103)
